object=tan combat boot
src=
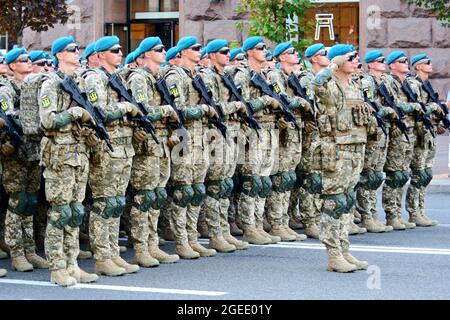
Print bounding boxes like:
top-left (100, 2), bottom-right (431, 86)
top-left (67, 265), bottom-right (98, 283)
top-left (229, 222), bottom-right (243, 236)
top-left (303, 224), bottom-right (320, 239)
top-left (343, 252), bottom-right (369, 270)
top-left (399, 218), bottom-right (416, 229)
top-left (133, 250), bottom-right (159, 268)
top-left (209, 235), bottom-right (236, 253)
top-left (12, 256), bottom-right (33, 272)
top-left (197, 221), bottom-right (209, 238)
top-left (148, 244), bottom-right (179, 263)
top-left (409, 215), bottom-right (432, 227)
top-left (257, 226), bottom-right (280, 244)
top-left (111, 256), bottom-right (140, 273)
top-left (189, 241), bottom-right (216, 257)
top-left (269, 224), bottom-right (296, 242)
top-left (363, 218), bottom-right (386, 233)
top-left (25, 253), bottom-right (49, 269)
top-left (422, 214), bottom-right (438, 226)
top-left (223, 234), bottom-right (249, 250)
top-left (326, 250), bottom-right (358, 273)
top-left (0, 268), bottom-right (6, 277)
top-left (78, 250), bottom-right (93, 260)
top-left (0, 248), bottom-right (8, 260)
top-left (386, 217), bottom-right (406, 230)
top-left (95, 259), bottom-right (126, 276)
top-left (243, 227), bottom-right (270, 245)
top-left (51, 269), bottom-right (77, 287)
top-left (348, 221), bottom-right (367, 235)
top-left (284, 225), bottom-right (307, 241)
top-left (353, 211), bottom-right (362, 224)
top-left (175, 243), bottom-right (200, 259)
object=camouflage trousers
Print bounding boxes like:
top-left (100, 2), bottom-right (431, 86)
top-left (89, 141), bottom-right (133, 261)
top-left (319, 212), bottom-right (352, 255)
top-left (266, 127), bottom-right (301, 227)
top-left (406, 131), bottom-right (436, 217)
top-left (129, 135), bottom-right (171, 252)
top-left (2, 158), bottom-right (41, 258)
top-left (167, 125), bottom-right (209, 245)
top-left (42, 144), bottom-right (89, 270)
top-left (382, 128), bottom-right (416, 220)
top-left (237, 124), bottom-right (277, 230)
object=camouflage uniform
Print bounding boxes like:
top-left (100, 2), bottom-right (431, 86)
top-left (82, 68), bottom-right (136, 263)
top-left (39, 71), bottom-right (90, 271)
top-left (312, 64), bottom-right (370, 262)
top-left (1, 79), bottom-right (41, 261)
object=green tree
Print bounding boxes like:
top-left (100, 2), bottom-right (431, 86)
top-left (0, 0), bottom-right (70, 47)
top-left (236, 0), bottom-right (314, 52)
top-left (406, 0), bottom-right (450, 27)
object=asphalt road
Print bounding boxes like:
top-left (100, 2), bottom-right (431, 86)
top-left (1, 192), bottom-right (449, 300)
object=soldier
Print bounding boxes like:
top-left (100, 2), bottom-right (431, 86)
top-left (164, 46), bottom-right (181, 68)
top-left (84, 36), bottom-right (141, 276)
top-left (288, 43), bottom-right (328, 238)
top-left (40, 36), bottom-right (98, 286)
top-left (264, 41), bottom-right (312, 241)
top-left (312, 44), bottom-right (370, 272)
top-left (231, 36), bottom-right (281, 245)
top-left (1, 48), bottom-right (49, 272)
top-left (126, 36), bottom-right (181, 266)
top-left (199, 48), bottom-right (211, 68)
top-left (405, 54), bottom-right (444, 226)
top-left (263, 50), bottom-right (276, 69)
top-left (356, 50), bottom-right (396, 233)
top-left (229, 48), bottom-right (247, 66)
top-left (380, 51), bottom-right (424, 230)
top-left (197, 39), bottom-right (250, 251)
top-left (30, 50), bottom-right (53, 74)
top-left (84, 41), bottom-right (100, 69)
top-left (124, 51), bottom-right (138, 69)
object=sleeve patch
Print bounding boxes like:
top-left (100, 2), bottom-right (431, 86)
top-left (41, 96), bottom-right (50, 108)
top-left (272, 82), bottom-right (281, 94)
top-left (87, 90), bottom-right (98, 103)
top-left (136, 89), bottom-right (146, 103)
top-left (169, 84), bottom-right (180, 99)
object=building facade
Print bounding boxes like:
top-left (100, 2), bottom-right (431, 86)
top-left (15, 0), bottom-right (449, 96)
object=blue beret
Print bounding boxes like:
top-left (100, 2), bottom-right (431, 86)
top-left (266, 50), bottom-right (273, 60)
top-left (161, 62), bottom-right (168, 67)
top-left (5, 48), bottom-right (27, 64)
top-left (328, 44), bottom-right (353, 61)
top-left (274, 41), bottom-right (292, 58)
top-left (177, 36), bottom-right (198, 52)
top-left (201, 46), bottom-right (208, 59)
top-left (230, 48), bottom-right (244, 61)
top-left (243, 36), bottom-right (264, 51)
top-left (85, 42), bottom-right (97, 59)
top-left (51, 36), bottom-right (75, 56)
top-left (29, 50), bottom-right (46, 63)
top-left (364, 50), bottom-right (384, 63)
top-left (305, 43), bottom-right (324, 58)
top-left (411, 54), bottom-right (429, 66)
top-left (206, 39), bottom-right (228, 54)
top-left (95, 36), bottom-right (120, 52)
top-left (137, 37), bottom-right (163, 56)
top-left (166, 46), bottom-right (179, 61)
top-left (44, 53), bottom-right (53, 60)
top-left (125, 51), bottom-right (137, 65)
top-left (387, 51), bottom-right (406, 65)
top-left (275, 62), bottom-right (281, 69)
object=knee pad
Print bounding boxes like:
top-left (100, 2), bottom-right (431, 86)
top-left (361, 170), bottom-right (384, 190)
top-left (153, 187), bottom-right (168, 210)
top-left (222, 178), bottom-right (234, 199)
top-left (94, 197), bottom-right (118, 219)
top-left (112, 196), bottom-right (126, 218)
top-left (172, 184), bottom-right (194, 208)
top-left (69, 202), bottom-right (85, 228)
top-left (271, 171), bottom-right (293, 193)
top-left (259, 176), bottom-right (273, 198)
top-left (320, 193), bottom-right (347, 219)
top-left (27, 192), bottom-right (38, 216)
top-left (206, 180), bottom-right (223, 200)
top-left (50, 204), bottom-right (72, 230)
top-left (138, 190), bottom-right (157, 212)
top-left (288, 170), bottom-right (297, 191)
top-left (306, 172), bottom-right (323, 194)
top-left (191, 183), bottom-right (207, 206)
top-left (9, 192), bottom-right (30, 216)
top-left (294, 169), bottom-right (304, 189)
top-left (385, 170), bottom-right (409, 188)
top-left (423, 168), bottom-right (433, 187)
top-left (345, 189), bottom-right (357, 213)
top-left (241, 175), bottom-right (262, 198)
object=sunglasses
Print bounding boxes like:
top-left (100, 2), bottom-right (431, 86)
top-left (218, 48), bottom-right (230, 55)
top-left (34, 60), bottom-right (53, 67)
top-left (109, 46), bottom-right (122, 54)
top-left (374, 57), bottom-right (386, 63)
top-left (419, 59), bottom-right (431, 65)
top-left (315, 49), bottom-right (327, 57)
top-left (152, 45), bottom-right (165, 53)
top-left (254, 44), bottom-right (266, 51)
top-left (396, 58), bottom-right (408, 64)
top-left (47, 59), bottom-right (54, 66)
top-left (189, 45), bottom-right (202, 52)
top-left (15, 56), bottom-right (31, 63)
top-left (0, 57), bottom-right (4, 64)
top-left (235, 54), bottom-right (246, 61)
top-left (63, 45), bottom-right (79, 53)
top-left (283, 48), bottom-right (297, 55)
top-left (348, 53), bottom-right (359, 62)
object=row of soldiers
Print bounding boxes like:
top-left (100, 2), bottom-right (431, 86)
top-left (0, 33), bottom-right (447, 285)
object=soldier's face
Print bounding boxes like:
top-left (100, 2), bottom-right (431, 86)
top-left (368, 57), bottom-right (386, 72)
top-left (88, 53), bottom-right (100, 68)
top-left (146, 45), bottom-right (166, 65)
top-left (58, 43), bottom-right (80, 66)
top-left (280, 49), bottom-right (299, 65)
top-left (0, 61), bottom-right (8, 75)
top-left (184, 44), bottom-right (202, 63)
top-left (311, 52), bottom-right (330, 67)
top-left (211, 48), bottom-right (230, 67)
top-left (391, 58), bottom-right (409, 74)
top-left (32, 59), bottom-right (46, 74)
top-left (10, 54), bottom-right (32, 74)
top-left (248, 42), bottom-right (267, 63)
top-left (416, 60), bottom-right (433, 73)
top-left (101, 45), bottom-right (123, 67)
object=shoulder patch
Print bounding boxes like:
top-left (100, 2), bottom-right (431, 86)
top-left (87, 89), bottom-right (98, 103)
top-left (169, 84), bottom-right (180, 99)
top-left (272, 82), bottom-right (281, 94)
top-left (135, 89), bottom-right (146, 103)
top-left (41, 96), bottom-right (50, 108)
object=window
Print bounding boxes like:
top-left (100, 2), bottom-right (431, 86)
top-left (0, 33), bottom-right (8, 55)
top-left (130, 0), bottom-right (179, 18)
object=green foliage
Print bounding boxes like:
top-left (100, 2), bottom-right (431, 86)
top-left (0, 0), bottom-right (70, 46)
top-left (406, 0), bottom-right (450, 27)
top-left (236, 0), bottom-right (314, 52)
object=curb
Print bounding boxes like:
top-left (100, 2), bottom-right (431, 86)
top-left (427, 179), bottom-right (450, 193)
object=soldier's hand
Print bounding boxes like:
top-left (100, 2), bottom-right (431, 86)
top-left (167, 135), bottom-right (181, 149)
top-left (129, 105), bottom-right (144, 118)
top-left (426, 103), bottom-right (444, 116)
top-left (168, 108), bottom-right (181, 123)
top-left (390, 125), bottom-right (401, 138)
top-left (133, 129), bottom-right (149, 143)
top-left (277, 118), bottom-right (289, 130)
top-left (0, 118), bottom-right (6, 129)
top-left (236, 101), bottom-right (247, 115)
top-left (86, 133), bottom-right (100, 148)
top-left (1, 141), bottom-right (15, 156)
top-left (436, 123), bottom-right (447, 135)
top-left (304, 121), bottom-right (317, 134)
top-left (80, 109), bottom-right (93, 123)
top-left (202, 104), bottom-right (218, 119)
top-left (301, 100), bottom-right (313, 114)
top-left (267, 97), bottom-right (280, 110)
top-left (385, 107), bottom-right (399, 121)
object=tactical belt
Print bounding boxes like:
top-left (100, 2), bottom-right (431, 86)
top-left (337, 143), bottom-right (364, 152)
top-left (110, 136), bottom-right (132, 146)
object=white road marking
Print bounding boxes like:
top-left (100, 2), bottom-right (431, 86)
top-left (0, 279), bottom-right (228, 296)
